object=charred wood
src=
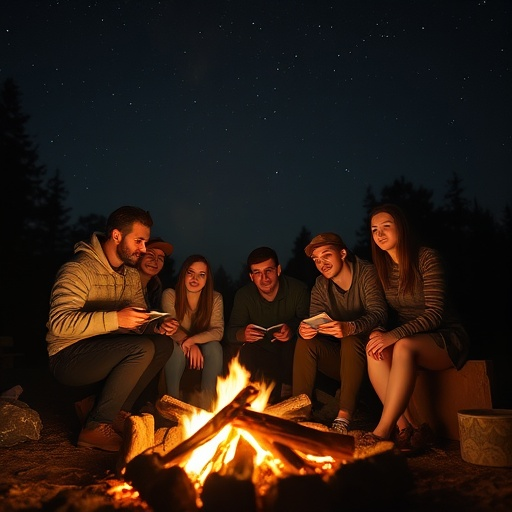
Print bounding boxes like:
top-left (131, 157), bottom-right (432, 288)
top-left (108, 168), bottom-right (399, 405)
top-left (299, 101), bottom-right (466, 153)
top-left (123, 454), bottom-right (198, 512)
top-left (231, 408), bottom-right (354, 461)
top-left (201, 472), bottom-right (257, 512)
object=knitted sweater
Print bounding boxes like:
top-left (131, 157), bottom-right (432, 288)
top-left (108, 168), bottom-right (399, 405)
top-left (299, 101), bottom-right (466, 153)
top-left (309, 256), bottom-right (388, 341)
top-left (384, 246), bottom-right (469, 369)
top-left (161, 289), bottom-right (224, 345)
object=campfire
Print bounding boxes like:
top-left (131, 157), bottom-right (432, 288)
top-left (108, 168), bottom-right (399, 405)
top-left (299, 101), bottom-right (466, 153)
top-left (116, 357), bottom-right (408, 512)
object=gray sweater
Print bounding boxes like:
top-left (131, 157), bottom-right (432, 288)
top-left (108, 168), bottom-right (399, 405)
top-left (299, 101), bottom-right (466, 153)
top-left (309, 256), bottom-right (388, 341)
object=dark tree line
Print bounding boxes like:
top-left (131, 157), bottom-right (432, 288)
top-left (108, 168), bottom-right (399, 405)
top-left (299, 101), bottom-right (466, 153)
top-left (1, 78), bottom-right (510, 406)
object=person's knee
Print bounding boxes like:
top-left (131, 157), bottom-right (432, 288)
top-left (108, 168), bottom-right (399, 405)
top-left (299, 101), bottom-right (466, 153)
top-left (392, 338), bottom-right (414, 362)
top-left (296, 336), bottom-right (317, 353)
top-left (201, 341), bottom-right (222, 355)
top-left (167, 345), bottom-right (186, 366)
top-left (149, 334), bottom-right (174, 358)
top-left (342, 335), bottom-right (366, 358)
top-left (203, 342), bottom-right (223, 369)
top-left (133, 337), bottom-right (156, 360)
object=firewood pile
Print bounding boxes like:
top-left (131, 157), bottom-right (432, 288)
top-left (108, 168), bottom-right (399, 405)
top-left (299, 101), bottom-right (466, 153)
top-left (119, 385), bottom-right (413, 512)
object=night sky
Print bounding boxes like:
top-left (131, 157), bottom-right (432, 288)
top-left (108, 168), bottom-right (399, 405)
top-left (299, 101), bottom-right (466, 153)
top-left (2, 1), bottom-right (511, 277)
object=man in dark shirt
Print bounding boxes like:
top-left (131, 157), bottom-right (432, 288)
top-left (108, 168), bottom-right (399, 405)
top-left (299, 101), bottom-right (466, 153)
top-left (226, 247), bottom-right (310, 403)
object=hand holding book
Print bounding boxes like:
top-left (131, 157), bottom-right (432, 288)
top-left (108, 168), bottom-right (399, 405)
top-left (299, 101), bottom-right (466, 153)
top-left (252, 323), bottom-right (285, 335)
top-left (245, 323), bottom-right (287, 343)
top-left (302, 312), bottom-right (334, 329)
top-left (146, 310), bottom-right (171, 321)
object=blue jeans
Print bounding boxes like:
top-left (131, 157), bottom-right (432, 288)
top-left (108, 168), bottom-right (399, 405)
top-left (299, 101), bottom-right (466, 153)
top-left (164, 340), bottom-right (223, 409)
top-left (49, 333), bottom-right (173, 424)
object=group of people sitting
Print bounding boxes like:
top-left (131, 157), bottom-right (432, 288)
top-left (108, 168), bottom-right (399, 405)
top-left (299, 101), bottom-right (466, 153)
top-left (45, 204), bottom-right (469, 454)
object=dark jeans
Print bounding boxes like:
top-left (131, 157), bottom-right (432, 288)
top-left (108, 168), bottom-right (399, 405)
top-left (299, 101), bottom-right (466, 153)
top-left (49, 333), bottom-right (173, 424)
top-left (238, 337), bottom-right (296, 403)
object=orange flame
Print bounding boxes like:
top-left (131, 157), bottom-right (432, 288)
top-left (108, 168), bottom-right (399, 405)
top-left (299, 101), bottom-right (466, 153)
top-left (180, 356), bottom-right (276, 484)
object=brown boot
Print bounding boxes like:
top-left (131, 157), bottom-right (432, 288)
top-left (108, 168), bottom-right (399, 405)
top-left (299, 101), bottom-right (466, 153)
top-left (77, 423), bottom-right (122, 452)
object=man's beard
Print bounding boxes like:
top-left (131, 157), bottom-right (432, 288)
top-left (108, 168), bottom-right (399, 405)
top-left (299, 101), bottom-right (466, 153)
top-left (117, 241), bottom-right (140, 267)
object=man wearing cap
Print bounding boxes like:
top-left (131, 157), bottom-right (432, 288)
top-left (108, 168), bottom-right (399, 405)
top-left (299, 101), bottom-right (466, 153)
top-left (293, 232), bottom-right (387, 434)
top-left (226, 246), bottom-right (310, 403)
top-left (137, 237), bottom-right (174, 310)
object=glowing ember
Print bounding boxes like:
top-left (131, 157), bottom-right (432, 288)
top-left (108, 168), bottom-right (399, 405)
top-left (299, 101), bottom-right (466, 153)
top-left (108, 481), bottom-right (149, 509)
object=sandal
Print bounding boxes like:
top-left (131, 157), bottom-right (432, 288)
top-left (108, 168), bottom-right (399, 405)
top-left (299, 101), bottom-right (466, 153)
top-left (357, 431), bottom-right (387, 448)
top-left (391, 423), bottom-right (435, 456)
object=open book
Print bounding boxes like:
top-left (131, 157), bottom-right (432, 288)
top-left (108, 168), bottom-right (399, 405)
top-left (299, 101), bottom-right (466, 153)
top-left (132, 307), bottom-right (171, 322)
top-left (146, 311), bottom-right (171, 321)
top-left (252, 323), bottom-right (285, 335)
top-left (302, 312), bottom-right (334, 329)
top-left (131, 310), bottom-right (171, 333)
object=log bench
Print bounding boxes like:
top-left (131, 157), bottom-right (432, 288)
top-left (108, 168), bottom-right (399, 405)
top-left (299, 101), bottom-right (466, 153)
top-left (408, 359), bottom-right (493, 440)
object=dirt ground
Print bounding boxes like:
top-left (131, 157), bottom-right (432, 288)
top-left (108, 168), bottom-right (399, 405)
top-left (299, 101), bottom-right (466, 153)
top-left (1, 365), bottom-right (511, 512)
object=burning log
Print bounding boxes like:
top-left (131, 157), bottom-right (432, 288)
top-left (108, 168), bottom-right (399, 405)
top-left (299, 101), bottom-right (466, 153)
top-left (124, 386), bottom-right (259, 489)
top-left (201, 437), bottom-right (258, 512)
top-left (218, 435), bottom-right (256, 479)
top-left (159, 385), bottom-right (259, 466)
top-left (231, 408), bottom-right (354, 462)
top-left (201, 471), bottom-right (257, 512)
top-left (268, 442), bottom-right (318, 474)
top-left (154, 392), bottom-right (317, 461)
top-left (123, 383), bottom-right (360, 511)
top-left (123, 454), bottom-right (198, 512)
top-left (157, 391), bottom-right (312, 425)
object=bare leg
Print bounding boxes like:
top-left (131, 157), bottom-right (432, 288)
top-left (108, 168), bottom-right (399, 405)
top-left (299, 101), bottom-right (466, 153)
top-left (372, 334), bottom-right (453, 440)
top-left (367, 347), bottom-right (411, 433)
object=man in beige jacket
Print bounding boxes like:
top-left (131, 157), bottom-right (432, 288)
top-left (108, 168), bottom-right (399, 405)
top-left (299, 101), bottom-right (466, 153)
top-left (46, 206), bottom-right (175, 451)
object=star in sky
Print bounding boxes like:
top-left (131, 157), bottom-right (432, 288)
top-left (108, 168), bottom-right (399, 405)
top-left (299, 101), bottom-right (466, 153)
top-left (2, 0), bottom-right (510, 276)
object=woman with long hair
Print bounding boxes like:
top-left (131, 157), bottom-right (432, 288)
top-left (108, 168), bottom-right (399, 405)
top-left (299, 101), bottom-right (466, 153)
top-left (364, 203), bottom-right (469, 453)
top-left (161, 254), bottom-right (224, 410)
